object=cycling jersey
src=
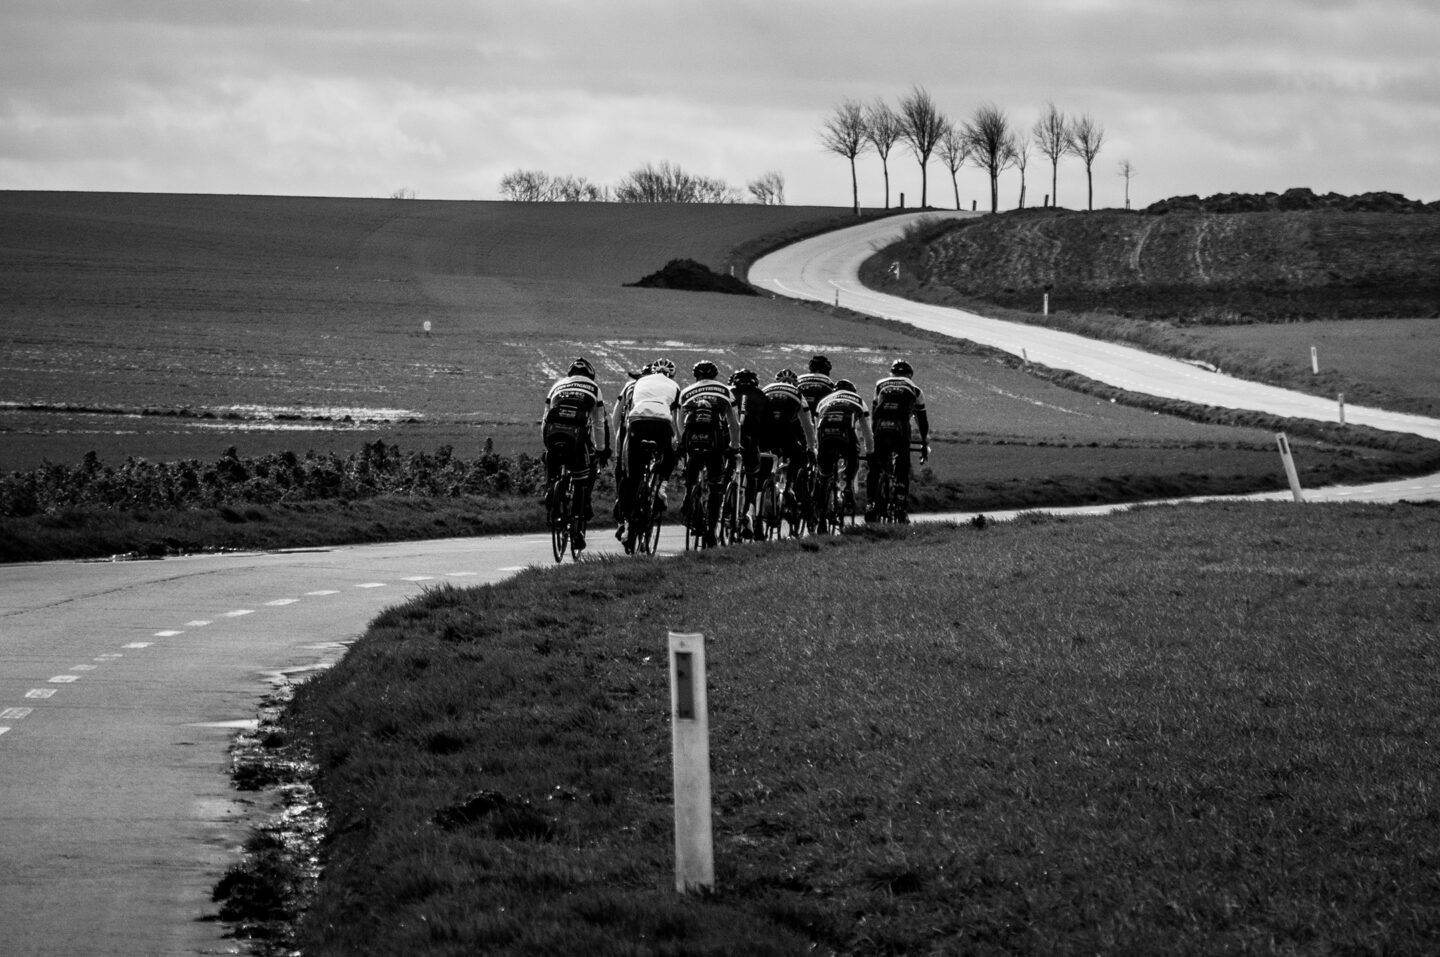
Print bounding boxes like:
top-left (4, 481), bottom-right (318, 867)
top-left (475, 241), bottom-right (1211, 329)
top-left (871, 375), bottom-right (928, 439)
top-left (627, 372), bottom-right (681, 429)
top-left (760, 380), bottom-right (817, 451)
top-left (796, 372), bottom-right (835, 414)
top-left (816, 388), bottom-right (872, 453)
top-left (544, 375), bottom-right (606, 450)
top-left (677, 380), bottom-right (741, 452)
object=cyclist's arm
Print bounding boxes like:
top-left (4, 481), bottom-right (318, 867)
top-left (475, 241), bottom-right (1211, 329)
top-left (856, 413), bottom-right (874, 455)
top-left (589, 402), bottom-right (607, 452)
top-left (725, 403), bottom-right (742, 450)
top-left (797, 406), bottom-right (817, 450)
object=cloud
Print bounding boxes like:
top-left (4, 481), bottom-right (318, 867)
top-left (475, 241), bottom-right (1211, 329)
top-left (2, 0), bottom-right (1438, 204)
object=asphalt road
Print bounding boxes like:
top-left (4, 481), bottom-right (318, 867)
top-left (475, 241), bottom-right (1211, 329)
top-left (0, 529), bottom-right (676, 956)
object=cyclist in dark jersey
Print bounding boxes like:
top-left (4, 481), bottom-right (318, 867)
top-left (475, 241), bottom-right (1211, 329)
top-left (796, 354), bottom-right (836, 417)
top-left (814, 378), bottom-right (872, 511)
top-left (678, 361), bottom-right (742, 547)
top-left (728, 368), bottom-right (768, 537)
top-left (760, 369), bottom-right (818, 516)
top-left (542, 357), bottom-right (610, 551)
top-left (866, 359), bottom-right (930, 522)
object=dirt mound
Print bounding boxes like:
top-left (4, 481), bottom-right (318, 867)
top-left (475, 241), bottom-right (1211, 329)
top-left (625, 258), bottom-right (758, 295)
top-left (914, 199), bottom-right (1440, 322)
top-left (1146, 188), bottom-right (1440, 216)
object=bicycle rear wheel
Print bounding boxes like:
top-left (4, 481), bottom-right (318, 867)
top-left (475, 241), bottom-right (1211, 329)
top-left (756, 479), bottom-right (780, 541)
top-left (637, 471), bottom-right (663, 555)
top-left (682, 478), bottom-right (704, 551)
top-left (548, 478), bottom-right (570, 562)
top-left (718, 476), bottom-right (741, 546)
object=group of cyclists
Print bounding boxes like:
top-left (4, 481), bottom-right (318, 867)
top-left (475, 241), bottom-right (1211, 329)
top-left (541, 353), bottom-right (930, 553)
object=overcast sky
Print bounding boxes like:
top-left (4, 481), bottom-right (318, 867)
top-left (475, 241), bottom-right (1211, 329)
top-left (3, 0), bottom-right (1436, 210)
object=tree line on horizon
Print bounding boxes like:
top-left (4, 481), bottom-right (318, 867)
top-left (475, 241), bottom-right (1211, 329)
top-left (498, 162), bottom-right (786, 205)
top-left (820, 87), bottom-right (1111, 214)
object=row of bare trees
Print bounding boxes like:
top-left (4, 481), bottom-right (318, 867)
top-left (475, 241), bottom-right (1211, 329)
top-left (821, 88), bottom-right (1108, 214)
top-left (499, 163), bottom-right (786, 205)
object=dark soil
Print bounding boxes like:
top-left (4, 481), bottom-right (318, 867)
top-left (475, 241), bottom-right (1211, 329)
top-left (625, 257), bottom-right (758, 295)
top-left (915, 191), bottom-right (1440, 322)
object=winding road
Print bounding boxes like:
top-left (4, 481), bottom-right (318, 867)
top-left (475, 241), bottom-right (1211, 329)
top-left (3, 212), bottom-right (1439, 956)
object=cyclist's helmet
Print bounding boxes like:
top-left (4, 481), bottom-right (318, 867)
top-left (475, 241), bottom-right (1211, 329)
top-left (809, 354), bottom-right (832, 375)
top-left (692, 360), bottom-right (719, 380)
top-left (835, 378), bottom-right (857, 392)
top-left (775, 368), bottom-right (799, 385)
top-left (651, 357), bottom-right (676, 378)
top-left (730, 368), bottom-right (758, 388)
top-left (890, 359), bottom-right (914, 377)
top-left (568, 357), bottom-right (596, 380)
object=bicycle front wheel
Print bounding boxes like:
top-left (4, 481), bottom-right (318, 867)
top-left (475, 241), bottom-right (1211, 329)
top-left (718, 477), bottom-right (741, 546)
top-left (756, 480), bottom-right (779, 541)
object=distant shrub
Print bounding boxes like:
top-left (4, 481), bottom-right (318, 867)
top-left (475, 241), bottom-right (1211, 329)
top-left (0, 439), bottom-right (545, 518)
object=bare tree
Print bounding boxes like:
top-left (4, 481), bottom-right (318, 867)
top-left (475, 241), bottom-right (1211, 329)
top-left (389, 187), bottom-right (417, 200)
top-left (552, 175), bottom-right (608, 202)
top-left (963, 102), bottom-right (1014, 214)
top-left (1011, 132), bottom-right (1032, 209)
top-left (614, 162), bottom-right (739, 203)
top-left (747, 170), bottom-right (786, 205)
top-left (1032, 102), bottom-right (1069, 207)
top-left (863, 99), bottom-right (903, 209)
top-left (1066, 112), bottom-right (1107, 211)
top-left (1117, 159), bottom-right (1137, 209)
top-left (897, 85), bottom-right (948, 208)
top-left (819, 99), bottom-right (870, 214)
top-left (499, 169), bottom-right (554, 202)
top-left (937, 123), bottom-right (969, 210)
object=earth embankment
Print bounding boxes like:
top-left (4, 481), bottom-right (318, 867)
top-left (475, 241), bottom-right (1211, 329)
top-left (918, 198), bottom-right (1440, 322)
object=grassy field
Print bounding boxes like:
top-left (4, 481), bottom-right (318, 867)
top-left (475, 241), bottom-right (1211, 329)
top-left (11, 192), bottom-right (1430, 561)
top-left (238, 503), bottom-right (1440, 955)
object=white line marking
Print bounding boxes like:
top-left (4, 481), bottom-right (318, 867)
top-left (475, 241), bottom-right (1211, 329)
top-left (306, 590), bottom-right (339, 596)
top-left (0, 728), bottom-right (9, 737)
top-left (223, 609), bottom-right (255, 618)
top-left (26, 689), bottom-right (57, 699)
top-left (356, 582), bottom-right (387, 589)
top-left (94, 654), bottom-right (122, 661)
top-left (1, 708), bottom-right (33, 720)
top-left (70, 664), bottom-right (97, 672)
top-left (498, 566), bottom-right (526, 572)
top-left (402, 576), bottom-right (436, 581)
top-left (49, 675), bottom-right (79, 684)
top-left (185, 620), bottom-right (212, 627)
top-left (124, 642), bottom-right (151, 649)
top-left (153, 630), bottom-right (183, 637)
top-left (265, 599), bottom-right (299, 606)
top-left (447, 571), bottom-right (479, 577)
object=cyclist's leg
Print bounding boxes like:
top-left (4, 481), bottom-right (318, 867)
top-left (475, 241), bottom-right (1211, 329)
top-left (894, 431), bottom-right (913, 518)
top-left (842, 443), bottom-right (860, 508)
top-left (704, 449), bottom-right (725, 543)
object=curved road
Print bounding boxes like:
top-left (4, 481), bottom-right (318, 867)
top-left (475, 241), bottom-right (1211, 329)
top-left (0, 530), bottom-right (678, 956)
top-left (4, 214), bottom-right (1439, 956)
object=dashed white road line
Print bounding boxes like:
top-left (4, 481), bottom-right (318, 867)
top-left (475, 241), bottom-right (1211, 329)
top-left (222, 609), bottom-right (254, 618)
top-left (306, 590), bottom-right (339, 596)
top-left (403, 575), bottom-right (436, 581)
top-left (1, 708), bottom-right (32, 720)
top-left (26, 689), bottom-right (57, 699)
top-left (154, 630), bottom-right (183, 637)
top-left (185, 620), bottom-right (212, 627)
top-left (124, 642), bottom-right (151, 649)
top-left (356, 582), bottom-right (387, 589)
top-left (265, 599), bottom-right (299, 606)
top-left (48, 675), bottom-right (79, 684)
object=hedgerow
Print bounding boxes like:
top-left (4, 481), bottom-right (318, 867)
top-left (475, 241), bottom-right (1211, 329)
top-left (0, 440), bottom-right (545, 518)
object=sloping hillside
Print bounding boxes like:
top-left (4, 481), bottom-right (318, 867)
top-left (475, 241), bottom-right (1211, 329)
top-left (918, 202), bottom-right (1440, 322)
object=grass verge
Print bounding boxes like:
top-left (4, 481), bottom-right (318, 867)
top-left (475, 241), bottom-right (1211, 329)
top-left (249, 502), bottom-right (1440, 955)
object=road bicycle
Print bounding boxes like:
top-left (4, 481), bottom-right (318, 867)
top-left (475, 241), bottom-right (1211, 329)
top-left (754, 452), bottom-right (800, 541)
top-left (680, 453), bottom-right (720, 551)
top-left (868, 441), bottom-right (927, 525)
top-left (815, 460), bottom-right (856, 534)
top-left (717, 460), bottom-right (746, 546)
top-left (793, 456), bottom-right (821, 536)
top-left (545, 464), bottom-right (587, 562)
top-left (624, 439), bottom-right (665, 556)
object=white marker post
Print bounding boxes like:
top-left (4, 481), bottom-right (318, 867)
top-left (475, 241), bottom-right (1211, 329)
top-left (669, 631), bottom-right (714, 893)
top-left (1338, 392), bottom-right (1346, 425)
top-left (1310, 346), bottom-right (1319, 374)
top-left (1276, 433), bottom-right (1305, 503)
top-left (423, 320), bottom-right (432, 337)
top-left (1043, 293), bottom-right (1050, 316)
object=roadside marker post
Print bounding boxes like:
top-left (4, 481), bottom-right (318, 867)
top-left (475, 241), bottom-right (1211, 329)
top-left (1311, 346), bottom-right (1319, 374)
top-left (1338, 393), bottom-right (1346, 425)
top-left (668, 631), bottom-right (714, 894)
top-left (1043, 293), bottom-right (1049, 316)
top-left (1276, 433), bottom-right (1305, 503)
